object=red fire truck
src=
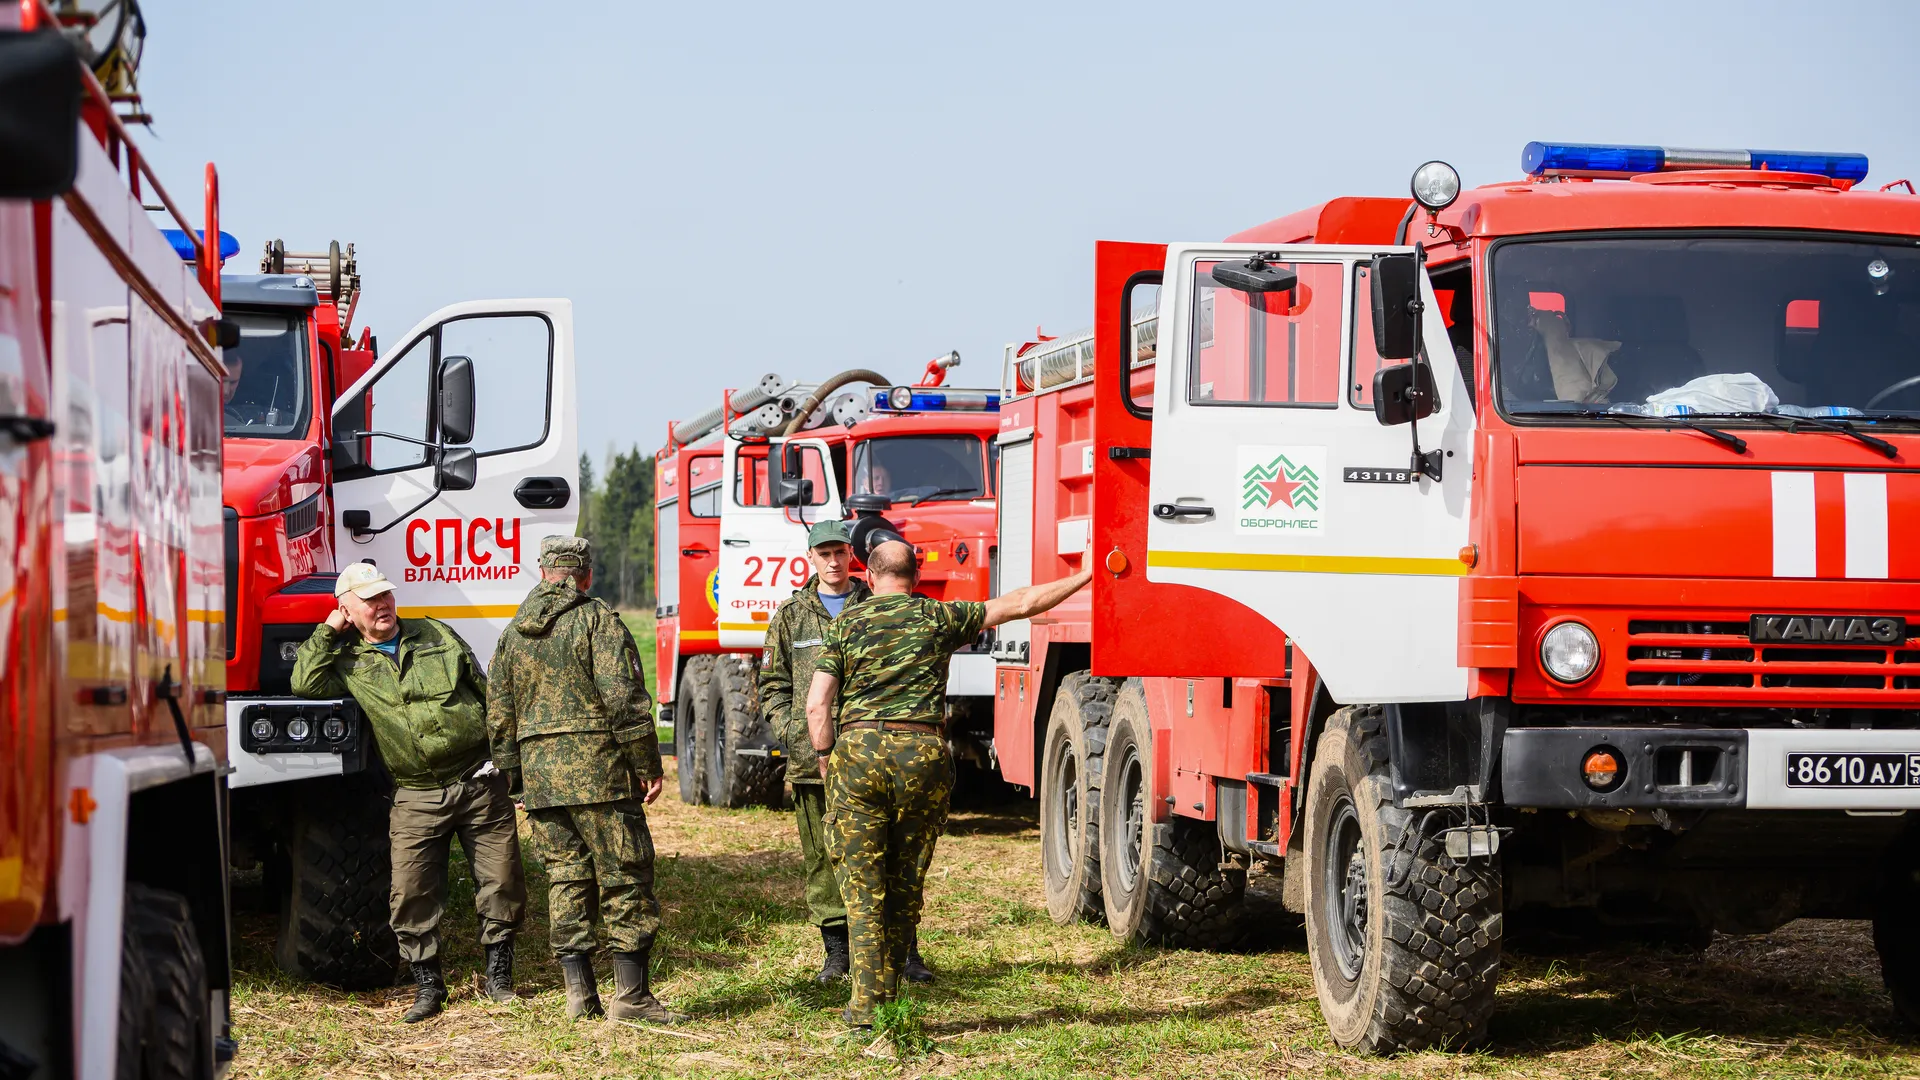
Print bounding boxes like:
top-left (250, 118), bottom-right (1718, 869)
top-left (214, 228), bottom-right (581, 990)
top-left (656, 363), bottom-right (1001, 806)
top-left (0, 9), bottom-right (233, 1077)
top-left (997, 144), bottom-right (1920, 1050)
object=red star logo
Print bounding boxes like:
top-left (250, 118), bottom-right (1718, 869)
top-left (1258, 474), bottom-right (1304, 509)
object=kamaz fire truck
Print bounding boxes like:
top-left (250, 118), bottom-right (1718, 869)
top-left (995, 143), bottom-right (1920, 1051)
top-left (0, 8), bottom-right (233, 1077)
top-left (215, 245), bottom-right (579, 989)
top-left (655, 361), bottom-right (1000, 807)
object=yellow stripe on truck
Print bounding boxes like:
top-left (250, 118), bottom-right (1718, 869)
top-left (718, 622), bottom-right (769, 632)
top-left (397, 604), bottom-right (524, 620)
top-left (1146, 550), bottom-right (1469, 577)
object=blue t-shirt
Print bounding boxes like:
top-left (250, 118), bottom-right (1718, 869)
top-left (819, 589), bottom-right (851, 618)
top-left (371, 637), bottom-right (399, 660)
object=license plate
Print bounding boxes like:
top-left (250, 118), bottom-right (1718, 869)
top-left (1785, 752), bottom-right (1920, 788)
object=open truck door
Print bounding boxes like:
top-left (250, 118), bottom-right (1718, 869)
top-left (1092, 242), bottom-right (1473, 701)
top-left (330, 299), bottom-right (579, 664)
top-left (718, 434), bottom-right (843, 649)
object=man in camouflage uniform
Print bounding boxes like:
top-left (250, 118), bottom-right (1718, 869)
top-left (293, 562), bottom-right (526, 1023)
top-left (806, 539), bottom-right (1092, 1027)
top-left (758, 520), bottom-right (892, 985)
top-left (487, 536), bottom-right (687, 1024)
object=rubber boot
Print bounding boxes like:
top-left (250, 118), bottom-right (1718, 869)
top-left (815, 924), bottom-right (850, 984)
top-left (558, 953), bottom-right (604, 1019)
top-left (482, 936), bottom-right (516, 1003)
top-left (401, 959), bottom-right (446, 1023)
top-left (903, 931), bottom-right (934, 984)
top-left (607, 947), bottom-right (689, 1024)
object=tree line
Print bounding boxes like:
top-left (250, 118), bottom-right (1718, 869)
top-left (577, 448), bottom-right (656, 610)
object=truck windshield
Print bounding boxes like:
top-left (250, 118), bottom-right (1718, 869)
top-left (221, 309), bottom-right (311, 439)
top-left (851, 435), bottom-right (986, 505)
top-left (1494, 237), bottom-right (1920, 421)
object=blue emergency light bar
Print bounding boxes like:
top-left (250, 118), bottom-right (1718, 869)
top-left (1521, 142), bottom-right (1869, 183)
top-left (873, 386), bottom-right (1001, 413)
top-left (161, 229), bottom-right (241, 263)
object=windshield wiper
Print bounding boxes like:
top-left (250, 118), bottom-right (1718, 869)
top-left (906, 487), bottom-right (979, 507)
top-left (1696, 412), bottom-right (1898, 459)
top-left (1514, 408), bottom-right (1747, 453)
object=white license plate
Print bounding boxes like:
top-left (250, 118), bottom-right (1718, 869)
top-left (1785, 752), bottom-right (1920, 788)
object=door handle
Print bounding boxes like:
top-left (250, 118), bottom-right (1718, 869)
top-left (722, 538), bottom-right (750, 547)
top-left (681, 547), bottom-right (710, 558)
top-left (514, 476), bottom-right (572, 510)
top-left (1152, 503), bottom-right (1214, 520)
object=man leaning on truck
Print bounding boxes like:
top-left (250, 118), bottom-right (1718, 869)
top-left (292, 561), bottom-right (528, 1023)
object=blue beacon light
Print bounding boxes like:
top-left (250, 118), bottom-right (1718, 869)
top-left (873, 387), bottom-right (1001, 413)
top-left (161, 229), bottom-right (241, 263)
top-left (1522, 142), bottom-right (1868, 183)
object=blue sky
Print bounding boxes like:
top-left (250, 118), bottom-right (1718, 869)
top-left (135, 1), bottom-right (1920, 468)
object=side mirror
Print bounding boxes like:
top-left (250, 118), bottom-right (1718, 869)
top-left (436, 446), bottom-right (477, 491)
top-left (437, 354), bottom-right (475, 445)
top-left (0, 31), bottom-right (82, 199)
top-left (845, 492), bottom-right (892, 516)
top-left (330, 392), bottom-right (369, 470)
top-left (1369, 253), bottom-right (1421, 360)
top-left (776, 479), bottom-right (815, 507)
top-left (211, 319), bottom-right (242, 349)
top-left (1210, 256), bottom-right (1298, 294)
top-left (1373, 363), bottom-right (1438, 427)
top-left (780, 443), bottom-right (804, 481)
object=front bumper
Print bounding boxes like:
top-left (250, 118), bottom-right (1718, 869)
top-left (1502, 726), bottom-right (1920, 811)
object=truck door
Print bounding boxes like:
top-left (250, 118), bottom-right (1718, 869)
top-left (718, 435), bottom-right (841, 649)
top-left (330, 299), bottom-right (579, 667)
top-left (1092, 243), bottom-right (1473, 702)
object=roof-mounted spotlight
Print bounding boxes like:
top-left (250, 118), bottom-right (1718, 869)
top-left (1410, 160), bottom-right (1461, 212)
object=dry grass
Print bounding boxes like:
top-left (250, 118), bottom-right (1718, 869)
top-left (228, 768), bottom-right (1920, 1079)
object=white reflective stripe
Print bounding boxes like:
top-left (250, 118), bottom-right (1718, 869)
top-left (1771, 471), bottom-right (1816, 578)
top-left (1747, 728), bottom-right (1920, 810)
top-left (1844, 472), bottom-right (1889, 579)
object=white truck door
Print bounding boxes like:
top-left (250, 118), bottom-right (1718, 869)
top-left (330, 299), bottom-right (579, 666)
top-left (718, 435), bottom-right (842, 649)
top-left (1145, 244), bottom-right (1473, 702)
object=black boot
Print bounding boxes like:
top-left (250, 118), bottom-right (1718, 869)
top-left (402, 959), bottom-right (446, 1023)
top-left (608, 946), bottom-right (689, 1024)
top-left (483, 936), bottom-right (516, 1003)
top-left (558, 953), bottom-right (603, 1019)
top-left (815, 924), bottom-right (850, 985)
top-left (903, 931), bottom-right (934, 984)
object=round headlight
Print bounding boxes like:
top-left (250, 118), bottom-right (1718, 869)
top-left (249, 718), bottom-right (276, 743)
top-left (1540, 621), bottom-right (1600, 684)
top-left (1410, 160), bottom-right (1462, 212)
top-left (285, 717), bottom-right (312, 742)
top-left (887, 386), bottom-right (915, 410)
top-left (322, 717), bottom-right (347, 741)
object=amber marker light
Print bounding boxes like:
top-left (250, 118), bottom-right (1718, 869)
top-left (1582, 748), bottom-right (1624, 792)
top-left (1458, 544), bottom-right (1478, 568)
top-left (1105, 548), bottom-right (1130, 575)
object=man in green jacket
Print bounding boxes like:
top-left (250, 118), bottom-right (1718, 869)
top-left (488, 536), bottom-right (685, 1024)
top-left (756, 520), bottom-right (879, 984)
top-left (292, 562), bottom-right (527, 1023)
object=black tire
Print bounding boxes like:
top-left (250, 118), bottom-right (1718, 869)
top-left (705, 654), bottom-right (783, 809)
top-left (676, 655), bottom-right (717, 806)
top-left (1304, 705), bottom-right (1501, 1053)
top-left (1040, 672), bottom-right (1115, 925)
top-left (1099, 679), bottom-right (1248, 948)
top-left (119, 884), bottom-right (212, 1080)
top-left (1873, 828), bottom-right (1920, 1027)
top-left (273, 775), bottom-right (399, 990)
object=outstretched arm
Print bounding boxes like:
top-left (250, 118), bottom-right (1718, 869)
top-left (806, 670), bottom-right (840, 778)
top-left (983, 566), bottom-right (1092, 629)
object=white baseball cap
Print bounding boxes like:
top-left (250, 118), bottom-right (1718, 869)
top-left (334, 562), bottom-right (396, 601)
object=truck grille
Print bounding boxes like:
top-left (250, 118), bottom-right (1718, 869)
top-left (1625, 620), bottom-right (1920, 691)
top-left (283, 493), bottom-right (320, 539)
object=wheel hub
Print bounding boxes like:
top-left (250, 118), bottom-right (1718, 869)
top-left (1324, 797), bottom-right (1369, 980)
top-left (1115, 747), bottom-right (1144, 891)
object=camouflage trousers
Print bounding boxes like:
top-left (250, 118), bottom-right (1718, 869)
top-left (793, 782), bottom-right (847, 928)
top-left (524, 798), bottom-right (662, 957)
top-left (825, 728), bottom-right (952, 1024)
top-left (388, 772), bottom-right (526, 963)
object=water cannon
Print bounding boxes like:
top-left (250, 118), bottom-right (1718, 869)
top-left (846, 493), bottom-right (907, 566)
top-left (916, 350), bottom-right (961, 387)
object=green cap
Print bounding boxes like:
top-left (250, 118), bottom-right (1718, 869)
top-left (806, 520), bottom-right (853, 549)
top-left (540, 535), bottom-right (592, 569)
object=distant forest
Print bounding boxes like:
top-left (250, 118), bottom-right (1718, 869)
top-left (577, 448), bottom-right (656, 610)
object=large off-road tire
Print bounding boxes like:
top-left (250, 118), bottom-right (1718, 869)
top-left (1873, 827), bottom-right (1920, 1027)
top-left (1304, 705), bottom-right (1502, 1053)
top-left (118, 884), bottom-right (212, 1080)
top-left (676, 655), bottom-right (717, 806)
top-left (273, 775), bottom-right (399, 990)
top-left (703, 654), bottom-right (784, 809)
top-left (1041, 672), bottom-right (1116, 925)
top-left (1098, 679), bottom-right (1248, 948)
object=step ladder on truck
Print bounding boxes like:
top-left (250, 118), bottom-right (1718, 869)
top-left (996, 144), bottom-right (1920, 1051)
top-left (655, 358), bottom-right (1003, 808)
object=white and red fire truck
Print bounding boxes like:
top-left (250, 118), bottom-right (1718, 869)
top-left (655, 363), bottom-right (1001, 807)
top-left (995, 144), bottom-right (1920, 1050)
top-left (0, 8), bottom-right (233, 1076)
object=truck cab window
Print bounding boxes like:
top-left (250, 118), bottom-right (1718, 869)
top-left (1190, 260), bottom-right (1343, 407)
top-left (222, 309), bottom-right (312, 439)
top-left (851, 435), bottom-right (985, 505)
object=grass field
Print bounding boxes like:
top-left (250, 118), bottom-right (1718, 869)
top-left (225, 613), bottom-right (1920, 1078)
